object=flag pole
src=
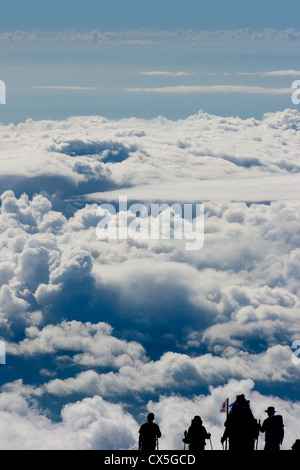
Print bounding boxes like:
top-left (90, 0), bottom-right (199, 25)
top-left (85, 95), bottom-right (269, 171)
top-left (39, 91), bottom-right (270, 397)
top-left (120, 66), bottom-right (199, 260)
top-left (225, 397), bottom-right (229, 450)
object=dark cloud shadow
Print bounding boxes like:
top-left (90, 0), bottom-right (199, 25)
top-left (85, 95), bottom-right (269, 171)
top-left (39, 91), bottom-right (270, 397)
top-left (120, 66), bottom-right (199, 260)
top-left (52, 139), bottom-right (137, 163)
top-left (0, 175), bottom-right (132, 216)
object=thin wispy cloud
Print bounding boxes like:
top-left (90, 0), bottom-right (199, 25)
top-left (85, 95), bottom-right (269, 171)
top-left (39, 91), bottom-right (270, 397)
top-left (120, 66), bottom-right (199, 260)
top-left (140, 70), bottom-right (300, 78)
top-left (30, 86), bottom-right (98, 90)
top-left (126, 85), bottom-right (293, 95)
top-left (139, 71), bottom-right (190, 76)
top-left (1, 28), bottom-right (300, 44)
top-left (118, 40), bottom-right (155, 45)
top-left (236, 70), bottom-right (300, 77)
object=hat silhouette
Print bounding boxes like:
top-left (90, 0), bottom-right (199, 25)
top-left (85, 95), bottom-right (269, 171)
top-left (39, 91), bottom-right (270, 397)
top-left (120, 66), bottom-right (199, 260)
top-left (236, 394), bottom-right (246, 402)
top-left (192, 415), bottom-right (202, 423)
top-left (265, 406), bottom-right (276, 414)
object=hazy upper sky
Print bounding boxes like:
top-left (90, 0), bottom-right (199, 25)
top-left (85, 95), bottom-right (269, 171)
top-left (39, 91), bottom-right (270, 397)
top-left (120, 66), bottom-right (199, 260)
top-left (1, 0), bottom-right (300, 123)
top-left (2, 0), bottom-right (300, 31)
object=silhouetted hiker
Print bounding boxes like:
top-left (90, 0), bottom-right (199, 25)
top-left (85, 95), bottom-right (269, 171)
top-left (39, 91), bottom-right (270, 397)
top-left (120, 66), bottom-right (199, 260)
top-left (138, 413), bottom-right (161, 452)
top-left (259, 406), bottom-right (284, 451)
top-left (221, 394), bottom-right (258, 451)
top-left (291, 439), bottom-right (300, 452)
top-left (183, 415), bottom-right (211, 451)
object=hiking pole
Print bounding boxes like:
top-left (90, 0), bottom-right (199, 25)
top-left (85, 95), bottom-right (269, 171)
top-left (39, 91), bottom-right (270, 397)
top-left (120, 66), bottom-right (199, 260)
top-left (255, 420), bottom-right (261, 450)
top-left (183, 430), bottom-right (187, 451)
top-left (209, 436), bottom-right (213, 450)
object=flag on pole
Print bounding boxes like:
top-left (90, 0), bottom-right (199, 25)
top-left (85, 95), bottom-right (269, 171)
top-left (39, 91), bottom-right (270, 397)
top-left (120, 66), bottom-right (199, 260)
top-left (220, 401), bottom-right (227, 413)
top-left (220, 398), bottom-right (231, 415)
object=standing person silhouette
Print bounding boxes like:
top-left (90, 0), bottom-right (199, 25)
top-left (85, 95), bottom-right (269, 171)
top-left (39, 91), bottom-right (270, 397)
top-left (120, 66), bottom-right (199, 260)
top-left (221, 394), bottom-right (258, 451)
top-left (259, 406), bottom-right (284, 451)
top-left (138, 413), bottom-right (161, 452)
top-left (184, 416), bottom-right (211, 451)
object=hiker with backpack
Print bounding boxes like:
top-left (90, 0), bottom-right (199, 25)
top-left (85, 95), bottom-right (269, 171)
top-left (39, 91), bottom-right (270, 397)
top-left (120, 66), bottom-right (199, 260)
top-left (221, 394), bottom-right (258, 451)
top-left (183, 415), bottom-right (211, 451)
top-left (138, 413), bottom-right (161, 452)
top-left (259, 406), bottom-right (284, 451)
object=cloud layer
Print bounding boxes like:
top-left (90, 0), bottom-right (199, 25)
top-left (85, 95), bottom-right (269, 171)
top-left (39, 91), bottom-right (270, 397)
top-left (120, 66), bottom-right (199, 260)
top-left (1, 109), bottom-right (300, 448)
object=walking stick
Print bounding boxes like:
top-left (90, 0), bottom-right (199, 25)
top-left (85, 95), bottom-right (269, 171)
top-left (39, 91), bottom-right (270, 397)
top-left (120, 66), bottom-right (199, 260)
top-left (183, 430), bottom-right (187, 450)
top-left (255, 420), bottom-right (261, 450)
top-left (209, 436), bottom-right (213, 450)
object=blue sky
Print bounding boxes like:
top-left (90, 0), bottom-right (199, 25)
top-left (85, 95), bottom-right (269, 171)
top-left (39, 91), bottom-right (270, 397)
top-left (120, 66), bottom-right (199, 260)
top-left (2, 0), bottom-right (300, 31)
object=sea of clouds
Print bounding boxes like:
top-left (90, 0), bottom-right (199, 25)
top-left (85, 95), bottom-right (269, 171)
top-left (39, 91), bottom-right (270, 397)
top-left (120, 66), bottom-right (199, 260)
top-left (0, 108), bottom-right (300, 449)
